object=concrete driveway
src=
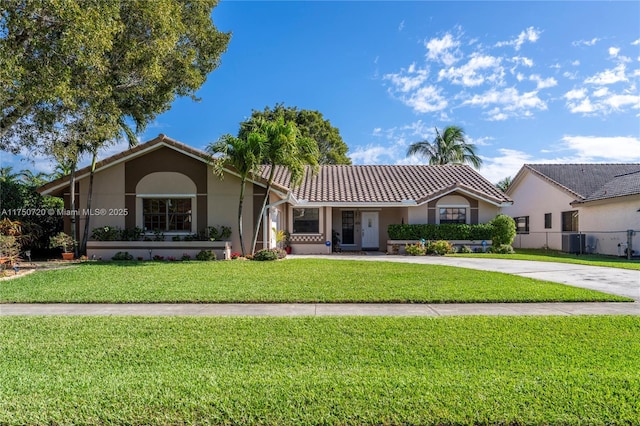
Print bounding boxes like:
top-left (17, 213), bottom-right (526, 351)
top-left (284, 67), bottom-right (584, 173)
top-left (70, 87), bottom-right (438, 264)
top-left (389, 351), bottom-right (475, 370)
top-left (291, 254), bottom-right (640, 301)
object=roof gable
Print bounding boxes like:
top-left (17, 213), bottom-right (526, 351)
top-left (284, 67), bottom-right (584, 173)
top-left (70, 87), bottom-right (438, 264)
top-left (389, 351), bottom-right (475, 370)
top-left (520, 164), bottom-right (640, 201)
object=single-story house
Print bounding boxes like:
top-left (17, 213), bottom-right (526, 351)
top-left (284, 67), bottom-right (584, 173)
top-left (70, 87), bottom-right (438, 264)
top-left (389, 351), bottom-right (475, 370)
top-left (502, 163), bottom-right (640, 256)
top-left (39, 134), bottom-right (512, 259)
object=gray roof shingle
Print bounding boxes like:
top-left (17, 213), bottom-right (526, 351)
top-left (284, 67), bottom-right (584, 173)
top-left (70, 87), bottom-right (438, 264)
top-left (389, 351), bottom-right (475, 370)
top-left (522, 164), bottom-right (640, 202)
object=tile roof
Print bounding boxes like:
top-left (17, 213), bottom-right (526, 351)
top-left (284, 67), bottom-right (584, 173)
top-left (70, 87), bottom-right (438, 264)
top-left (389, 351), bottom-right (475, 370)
top-left (521, 163), bottom-right (640, 202)
top-left (39, 134), bottom-right (511, 205)
top-left (264, 164), bottom-right (512, 205)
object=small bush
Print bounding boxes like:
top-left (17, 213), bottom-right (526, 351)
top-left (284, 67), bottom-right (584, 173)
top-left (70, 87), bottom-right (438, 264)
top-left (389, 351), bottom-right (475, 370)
top-left (195, 250), bottom-right (216, 261)
top-left (405, 243), bottom-right (426, 256)
top-left (458, 245), bottom-right (473, 254)
top-left (112, 251), bottom-right (134, 261)
top-left (252, 249), bottom-right (280, 261)
top-left (152, 255), bottom-right (165, 261)
top-left (489, 214), bottom-right (516, 246)
top-left (230, 252), bottom-right (242, 260)
top-left (426, 240), bottom-right (453, 255)
top-left (181, 254), bottom-right (192, 261)
top-left (488, 244), bottom-right (516, 254)
top-left (91, 226), bottom-right (121, 241)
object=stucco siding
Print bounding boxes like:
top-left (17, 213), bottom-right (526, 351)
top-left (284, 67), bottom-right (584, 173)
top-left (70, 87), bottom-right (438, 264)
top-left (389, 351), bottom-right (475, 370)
top-left (77, 163), bottom-right (126, 241)
top-left (207, 171), bottom-right (252, 254)
top-left (504, 171), bottom-right (576, 250)
top-left (577, 195), bottom-right (640, 256)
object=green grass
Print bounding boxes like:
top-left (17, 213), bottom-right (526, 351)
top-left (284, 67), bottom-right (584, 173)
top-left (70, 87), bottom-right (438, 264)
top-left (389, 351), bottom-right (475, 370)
top-left (0, 259), bottom-right (630, 303)
top-left (451, 248), bottom-right (640, 270)
top-left (1, 316), bottom-right (639, 425)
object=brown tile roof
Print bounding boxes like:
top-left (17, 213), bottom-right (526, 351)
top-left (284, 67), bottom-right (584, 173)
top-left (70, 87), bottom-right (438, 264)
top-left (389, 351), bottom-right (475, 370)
top-left (264, 164), bottom-right (512, 205)
top-left (38, 134), bottom-right (511, 206)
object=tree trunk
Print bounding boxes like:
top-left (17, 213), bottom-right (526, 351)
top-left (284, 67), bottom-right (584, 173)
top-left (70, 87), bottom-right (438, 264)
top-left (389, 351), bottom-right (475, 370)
top-left (80, 149), bottom-right (98, 254)
top-left (250, 165), bottom-right (275, 254)
top-left (0, 105), bottom-right (28, 139)
top-left (68, 163), bottom-right (79, 259)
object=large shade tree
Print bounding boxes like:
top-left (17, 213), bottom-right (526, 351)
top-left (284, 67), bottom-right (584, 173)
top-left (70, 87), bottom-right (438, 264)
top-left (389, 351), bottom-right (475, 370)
top-left (1, 0), bottom-right (230, 153)
top-left (1, 0), bottom-right (231, 254)
top-left (407, 125), bottom-right (482, 169)
top-left (239, 104), bottom-right (350, 165)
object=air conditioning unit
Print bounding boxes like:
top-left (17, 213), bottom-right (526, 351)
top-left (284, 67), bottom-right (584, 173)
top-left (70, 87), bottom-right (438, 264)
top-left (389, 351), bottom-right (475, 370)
top-left (562, 233), bottom-right (585, 254)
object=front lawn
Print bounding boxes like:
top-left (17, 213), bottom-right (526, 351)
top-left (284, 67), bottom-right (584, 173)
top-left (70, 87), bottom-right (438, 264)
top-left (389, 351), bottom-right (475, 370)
top-left (0, 259), bottom-right (630, 303)
top-left (451, 248), bottom-right (640, 270)
top-left (1, 316), bottom-right (638, 425)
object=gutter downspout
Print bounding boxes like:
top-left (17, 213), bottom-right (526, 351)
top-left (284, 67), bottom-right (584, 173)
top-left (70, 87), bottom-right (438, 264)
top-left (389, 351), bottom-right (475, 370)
top-left (263, 193), bottom-right (293, 250)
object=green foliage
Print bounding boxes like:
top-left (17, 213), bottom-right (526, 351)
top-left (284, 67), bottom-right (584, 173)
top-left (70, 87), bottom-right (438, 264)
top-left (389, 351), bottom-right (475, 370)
top-left (458, 245), bottom-right (473, 254)
top-left (490, 214), bottom-right (517, 246)
top-left (49, 232), bottom-right (75, 253)
top-left (91, 226), bottom-right (121, 241)
top-left (405, 243), bottom-right (426, 256)
top-left (426, 240), bottom-right (453, 255)
top-left (239, 103), bottom-right (351, 165)
top-left (1, 0), bottom-right (231, 153)
top-left (406, 125), bottom-right (482, 169)
top-left (111, 251), bottom-right (134, 261)
top-left (119, 227), bottom-right (144, 242)
top-left (195, 250), bottom-right (216, 261)
top-left (252, 248), bottom-right (281, 261)
top-left (388, 223), bottom-right (493, 241)
top-left (488, 244), bottom-right (516, 254)
top-left (0, 235), bottom-right (21, 267)
top-left (1, 259), bottom-right (629, 303)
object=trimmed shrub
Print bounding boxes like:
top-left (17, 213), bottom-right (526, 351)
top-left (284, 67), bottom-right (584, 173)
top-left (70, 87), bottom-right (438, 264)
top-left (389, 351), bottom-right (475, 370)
top-left (252, 249), bottom-right (280, 261)
top-left (388, 223), bottom-right (493, 241)
top-left (489, 214), bottom-right (516, 246)
top-left (426, 240), bottom-right (453, 255)
top-left (112, 251), bottom-right (134, 261)
top-left (405, 243), bottom-right (426, 256)
top-left (458, 245), bottom-right (473, 254)
top-left (195, 250), bottom-right (216, 261)
top-left (488, 244), bottom-right (516, 254)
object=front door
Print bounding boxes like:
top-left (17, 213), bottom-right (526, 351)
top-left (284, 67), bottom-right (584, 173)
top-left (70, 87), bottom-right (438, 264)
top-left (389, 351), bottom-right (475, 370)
top-left (361, 212), bottom-right (379, 249)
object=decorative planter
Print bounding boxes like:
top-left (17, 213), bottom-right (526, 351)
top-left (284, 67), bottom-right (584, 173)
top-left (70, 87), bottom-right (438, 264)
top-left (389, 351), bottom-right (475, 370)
top-left (87, 240), bottom-right (231, 260)
top-left (61, 252), bottom-right (75, 261)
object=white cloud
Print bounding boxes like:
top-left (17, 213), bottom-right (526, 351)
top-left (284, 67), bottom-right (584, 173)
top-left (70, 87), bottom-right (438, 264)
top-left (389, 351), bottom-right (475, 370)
top-left (632, 39), bottom-right (640, 46)
top-left (584, 64), bottom-right (627, 85)
top-left (349, 145), bottom-right (398, 165)
top-left (512, 56), bottom-right (534, 67)
top-left (425, 33), bottom-right (461, 66)
top-left (530, 74), bottom-right (557, 89)
top-left (402, 85), bottom-right (448, 113)
top-left (463, 87), bottom-right (546, 119)
top-left (603, 94), bottom-right (640, 110)
top-left (383, 65), bottom-right (428, 93)
top-left (438, 53), bottom-right (503, 87)
top-left (572, 38), bottom-right (600, 47)
top-left (571, 60), bottom-right (580, 66)
top-left (592, 87), bottom-right (609, 97)
top-left (567, 97), bottom-right (595, 114)
top-left (561, 135), bottom-right (640, 161)
top-left (398, 20), bottom-right (405, 32)
top-left (496, 27), bottom-right (541, 51)
top-left (609, 46), bottom-right (620, 57)
top-left (480, 149), bottom-right (534, 183)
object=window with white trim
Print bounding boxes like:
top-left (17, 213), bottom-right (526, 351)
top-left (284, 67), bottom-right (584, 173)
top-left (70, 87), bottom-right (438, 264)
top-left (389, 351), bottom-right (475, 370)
top-left (439, 207), bottom-right (466, 224)
top-left (143, 198), bottom-right (192, 232)
top-left (514, 216), bottom-right (529, 234)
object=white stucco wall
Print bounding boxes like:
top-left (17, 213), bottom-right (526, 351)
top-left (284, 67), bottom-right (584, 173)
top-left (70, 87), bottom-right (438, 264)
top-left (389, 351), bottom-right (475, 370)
top-left (503, 171), bottom-right (577, 250)
top-left (577, 195), bottom-right (640, 256)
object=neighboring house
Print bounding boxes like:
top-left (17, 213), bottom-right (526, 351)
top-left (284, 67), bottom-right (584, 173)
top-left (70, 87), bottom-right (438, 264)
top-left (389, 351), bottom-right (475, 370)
top-left (39, 134), bottom-right (512, 258)
top-left (503, 164), bottom-right (640, 256)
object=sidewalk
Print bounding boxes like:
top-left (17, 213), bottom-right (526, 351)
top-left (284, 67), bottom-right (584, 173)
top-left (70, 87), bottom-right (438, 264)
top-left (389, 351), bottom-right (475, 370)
top-left (1, 302), bottom-right (638, 316)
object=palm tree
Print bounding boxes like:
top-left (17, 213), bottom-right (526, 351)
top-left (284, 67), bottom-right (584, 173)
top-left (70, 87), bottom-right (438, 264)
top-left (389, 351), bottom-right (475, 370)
top-left (496, 176), bottom-right (512, 192)
top-left (207, 132), bottom-right (266, 256)
top-left (407, 125), bottom-right (482, 169)
top-left (20, 169), bottom-right (51, 187)
top-left (0, 166), bottom-right (19, 184)
top-left (249, 116), bottom-right (319, 254)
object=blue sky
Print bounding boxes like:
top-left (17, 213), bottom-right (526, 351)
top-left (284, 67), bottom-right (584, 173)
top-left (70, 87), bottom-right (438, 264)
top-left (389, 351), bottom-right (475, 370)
top-left (5, 1), bottom-right (640, 183)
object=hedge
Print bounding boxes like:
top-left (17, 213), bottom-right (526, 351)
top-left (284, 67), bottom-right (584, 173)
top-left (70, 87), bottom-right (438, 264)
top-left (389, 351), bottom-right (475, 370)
top-left (387, 223), bottom-right (493, 241)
